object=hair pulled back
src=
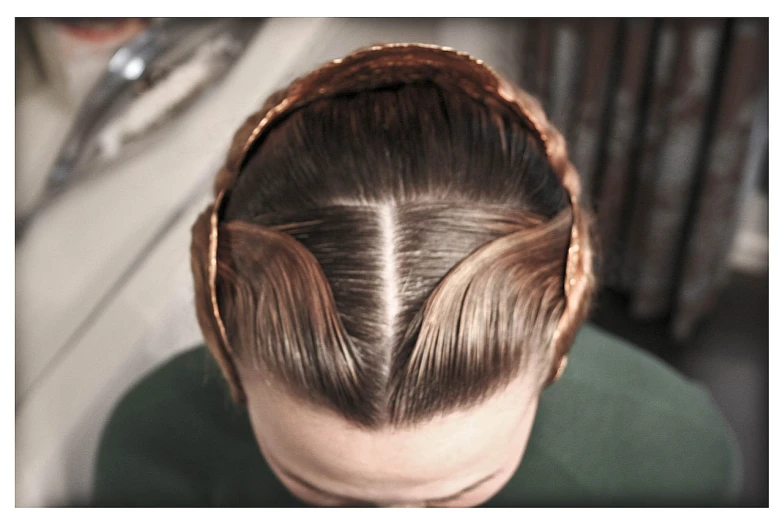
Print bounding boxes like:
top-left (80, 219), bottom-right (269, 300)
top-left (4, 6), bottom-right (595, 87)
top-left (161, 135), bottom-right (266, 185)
top-left (191, 46), bottom-right (595, 428)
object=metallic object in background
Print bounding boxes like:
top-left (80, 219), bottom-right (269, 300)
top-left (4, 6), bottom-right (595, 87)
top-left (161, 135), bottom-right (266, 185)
top-left (16, 18), bottom-right (263, 241)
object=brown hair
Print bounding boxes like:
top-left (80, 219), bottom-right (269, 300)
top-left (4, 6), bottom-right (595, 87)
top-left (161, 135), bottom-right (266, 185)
top-left (191, 45), bottom-right (596, 428)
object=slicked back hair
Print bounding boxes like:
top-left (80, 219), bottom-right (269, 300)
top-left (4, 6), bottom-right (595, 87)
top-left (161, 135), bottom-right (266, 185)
top-left (191, 80), bottom-right (594, 429)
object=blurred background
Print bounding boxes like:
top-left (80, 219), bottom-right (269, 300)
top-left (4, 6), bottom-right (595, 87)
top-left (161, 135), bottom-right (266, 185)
top-left (15, 18), bottom-right (768, 507)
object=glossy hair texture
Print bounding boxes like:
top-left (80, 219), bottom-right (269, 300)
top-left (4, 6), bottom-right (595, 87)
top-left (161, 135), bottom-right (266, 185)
top-left (191, 78), bottom-right (595, 428)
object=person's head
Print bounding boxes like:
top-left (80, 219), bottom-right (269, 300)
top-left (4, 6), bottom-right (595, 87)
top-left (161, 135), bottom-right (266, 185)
top-left (191, 44), bottom-right (595, 507)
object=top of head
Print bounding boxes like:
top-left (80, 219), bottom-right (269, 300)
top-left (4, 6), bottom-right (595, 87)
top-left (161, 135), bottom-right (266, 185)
top-left (190, 43), bottom-right (595, 429)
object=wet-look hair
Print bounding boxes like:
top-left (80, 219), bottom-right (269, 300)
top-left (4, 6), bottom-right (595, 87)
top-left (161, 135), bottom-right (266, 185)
top-left (190, 45), bottom-right (596, 428)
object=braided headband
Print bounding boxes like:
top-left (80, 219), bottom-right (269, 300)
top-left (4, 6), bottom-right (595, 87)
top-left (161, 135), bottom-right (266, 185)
top-left (203, 43), bottom-right (592, 391)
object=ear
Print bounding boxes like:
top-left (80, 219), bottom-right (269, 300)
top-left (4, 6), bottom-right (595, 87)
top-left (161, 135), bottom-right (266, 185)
top-left (190, 204), bottom-right (247, 404)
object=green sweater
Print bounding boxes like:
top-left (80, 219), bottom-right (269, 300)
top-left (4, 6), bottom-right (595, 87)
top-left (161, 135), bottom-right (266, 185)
top-left (92, 324), bottom-right (742, 507)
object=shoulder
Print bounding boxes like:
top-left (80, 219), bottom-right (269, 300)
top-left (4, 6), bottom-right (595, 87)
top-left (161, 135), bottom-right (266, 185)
top-left (529, 324), bottom-right (742, 506)
top-left (96, 345), bottom-right (251, 448)
top-left (92, 346), bottom-right (247, 506)
top-left (101, 347), bottom-right (237, 431)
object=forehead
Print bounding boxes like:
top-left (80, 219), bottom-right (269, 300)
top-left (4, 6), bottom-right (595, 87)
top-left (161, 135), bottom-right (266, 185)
top-left (239, 369), bottom-right (539, 497)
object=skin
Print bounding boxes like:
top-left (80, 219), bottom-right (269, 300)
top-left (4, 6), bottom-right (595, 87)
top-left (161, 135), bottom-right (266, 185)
top-left (237, 367), bottom-right (543, 507)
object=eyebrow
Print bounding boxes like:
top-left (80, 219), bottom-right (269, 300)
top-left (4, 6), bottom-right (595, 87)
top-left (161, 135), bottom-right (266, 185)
top-left (268, 453), bottom-right (500, 505)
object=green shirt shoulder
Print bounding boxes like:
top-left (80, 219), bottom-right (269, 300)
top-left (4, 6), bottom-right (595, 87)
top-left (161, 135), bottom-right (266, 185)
top-left (487, 325), bottom-right (742, 506)
top-left (92, 348), bottom-right (301, 507)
